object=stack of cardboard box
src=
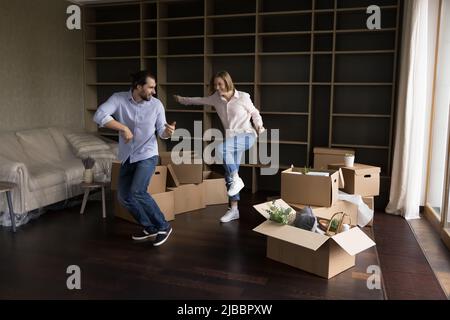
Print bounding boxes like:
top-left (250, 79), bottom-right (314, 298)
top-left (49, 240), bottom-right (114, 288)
top-left (327, 163), bottom-right (380, 216)
top-left (110, 151), bottom-right (229, 224)
top-left (314, 148), bottom-right (380, 218)
top-left (324, 151), bottom-right (380, 227)
top-left (252, 147), bottom-right (379, 279)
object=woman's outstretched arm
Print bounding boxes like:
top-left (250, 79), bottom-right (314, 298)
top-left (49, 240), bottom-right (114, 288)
top-left (174, 94), bottom-right (216, 106)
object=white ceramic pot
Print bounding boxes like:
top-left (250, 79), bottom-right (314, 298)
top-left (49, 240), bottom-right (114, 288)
top-left (83, 169), bottom-right (94, 183)
top-left (344, 155), bottom-right (355, 167)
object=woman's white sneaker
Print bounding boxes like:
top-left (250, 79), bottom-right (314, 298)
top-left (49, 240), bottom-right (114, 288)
top-left (227, 177), bottom-right (244, 196)
top-left (220, 208), bottom-right (239, 223)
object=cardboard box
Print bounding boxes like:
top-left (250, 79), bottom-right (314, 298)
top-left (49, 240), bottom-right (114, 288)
top-left (313, 148), bottom-right (355, 170)
top-left (113, 190), bottom-right (175, 223)
top-left (147, 166), bottom-right (167, 194)
top-left (110, 160), bottom-right (121, 191)
top-left (253, 199), bottom-right (376, 279)
top-left (159, 151), bottom-right (203, 184)
top-left (202, 171), bottom-right (228, 205)
top-left (281, 168), bottom-right (340, 207)
top-left (362, 196), bottom-right (374, 210)
top-left (328, 163), bottom-right (380, 197)
top-left (168, 184), bottom-right (205, 215)
top-left (288, 200), bottom-right (358, 228)
top-left (166, 164), bottom-right (180, 187)
top-left (111, 161), bottom-right (167, 195)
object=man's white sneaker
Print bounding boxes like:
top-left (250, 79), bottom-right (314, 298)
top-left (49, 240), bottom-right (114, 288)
top-left (227, 177), bottom-right (244, 197)
top-left (220, 208), bottom-right (239, 223)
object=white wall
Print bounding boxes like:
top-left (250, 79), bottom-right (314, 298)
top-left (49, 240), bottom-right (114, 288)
top-left (0, 0), bottom-right (84, 132)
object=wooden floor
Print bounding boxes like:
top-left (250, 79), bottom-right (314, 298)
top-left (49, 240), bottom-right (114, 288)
top-left (408, 217), bottom-right (450, 298)
top-left (374, 213), bottom-right (447, 299)
top-left (0, 191), bottom-right (446, 300)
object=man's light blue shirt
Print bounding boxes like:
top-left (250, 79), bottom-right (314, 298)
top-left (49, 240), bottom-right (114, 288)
top-left (93, 90), bottom-right (168, 164)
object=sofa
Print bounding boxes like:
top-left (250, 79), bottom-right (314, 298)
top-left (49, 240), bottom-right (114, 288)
top-left (0, 127), bottom-right (118, 227)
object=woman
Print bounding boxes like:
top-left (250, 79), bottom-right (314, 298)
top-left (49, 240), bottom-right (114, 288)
top-left (174, 71), bottom-right (265, 223)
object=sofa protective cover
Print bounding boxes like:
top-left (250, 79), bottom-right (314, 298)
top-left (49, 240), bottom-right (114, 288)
top-left (0, 127), bottom-right (118, 227)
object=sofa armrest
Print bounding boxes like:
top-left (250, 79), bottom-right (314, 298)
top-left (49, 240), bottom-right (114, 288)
top-left (0, 155), bottom-right (29, 211)
top-left (0, 155), bottom-right (28, 183)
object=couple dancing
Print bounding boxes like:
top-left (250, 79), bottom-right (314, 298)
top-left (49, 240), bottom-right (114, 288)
top-left (94, 70), bottom-right (264, 246)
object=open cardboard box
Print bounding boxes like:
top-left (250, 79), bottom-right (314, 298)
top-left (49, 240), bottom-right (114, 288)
top-left (253, 199), bottom-right (375, 279)
top-left (165, 163), bottom-right (208, 214)
top-left (313, 147), bottom-right (355, 170)
top-left (111, 162), bottom-right (175, 223)
top-left (111, 160), bottom-right (167, 194)
top-left (288, 200), bottom-right (358, 227)
top-left (201, 171), bottom-right (228, 205)
top-left (168, 184), bottom-right (205, 215)
top-left (159, 151), bottom-right (203, 184)
top-left (113, 190), bottom-right (175, 223)
top-left (328, 163), bottom-right (380, 197)
top-left (281, 167), bottom-right (342, 207)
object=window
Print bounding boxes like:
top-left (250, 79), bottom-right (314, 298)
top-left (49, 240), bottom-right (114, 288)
top-left (425, 0), bottom-right (450, 248)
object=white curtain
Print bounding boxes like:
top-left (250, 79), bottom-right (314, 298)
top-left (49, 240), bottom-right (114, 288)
top-left (386, 0), bottom-right (433, 219)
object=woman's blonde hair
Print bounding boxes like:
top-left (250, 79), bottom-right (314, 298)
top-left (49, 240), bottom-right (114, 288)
top-left (209, 71), bottom-right (235, 95)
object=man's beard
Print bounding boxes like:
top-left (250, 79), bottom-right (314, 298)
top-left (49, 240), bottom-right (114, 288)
top-left (141, 93), bottom-right (151, 101)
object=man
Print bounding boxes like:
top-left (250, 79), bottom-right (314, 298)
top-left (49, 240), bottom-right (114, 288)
top-left (93, 70), bottom-right (176, 247)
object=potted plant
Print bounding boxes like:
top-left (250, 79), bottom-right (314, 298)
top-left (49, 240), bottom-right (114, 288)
top-left (81, 157), bottom-right (96, 183)
top-left (266, 201), bottom-right (295, 225)
top-left (344, 153), bottom-right (355, 167)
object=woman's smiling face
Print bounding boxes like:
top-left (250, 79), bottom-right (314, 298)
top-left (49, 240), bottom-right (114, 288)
top-left (214, 77), bottom-right (228, 95)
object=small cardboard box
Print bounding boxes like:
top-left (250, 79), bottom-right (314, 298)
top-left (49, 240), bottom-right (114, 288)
top-left (328, 163), bottom-right (380, 197)
top-left (113, 190), bottom-right (175, 223)
top-left (159, 151), bottom-right (203, 184)
top-left (168, 184), bottom-right (205, 215)
top-left (147, 166), bottom-right (167, 194)
top-left (202, 171), bottom-right (228, 205)
top-left (313, 147), bottom-right (355, 170)
top-left (253, 199), bottom-right (375, 279)
top-left (288, 200), bottom-right (358, 227)
top-left (110, 161), bottom-right (167, 195)
top-left (281, 168), bottom-right (340, 207)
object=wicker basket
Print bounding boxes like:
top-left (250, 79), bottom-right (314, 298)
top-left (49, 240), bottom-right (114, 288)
top-left (318, 212), bottom-right (352, 236)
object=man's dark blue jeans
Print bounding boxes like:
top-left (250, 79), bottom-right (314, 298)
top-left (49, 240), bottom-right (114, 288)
top-left (117, 155), bottom-right (170, 233)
